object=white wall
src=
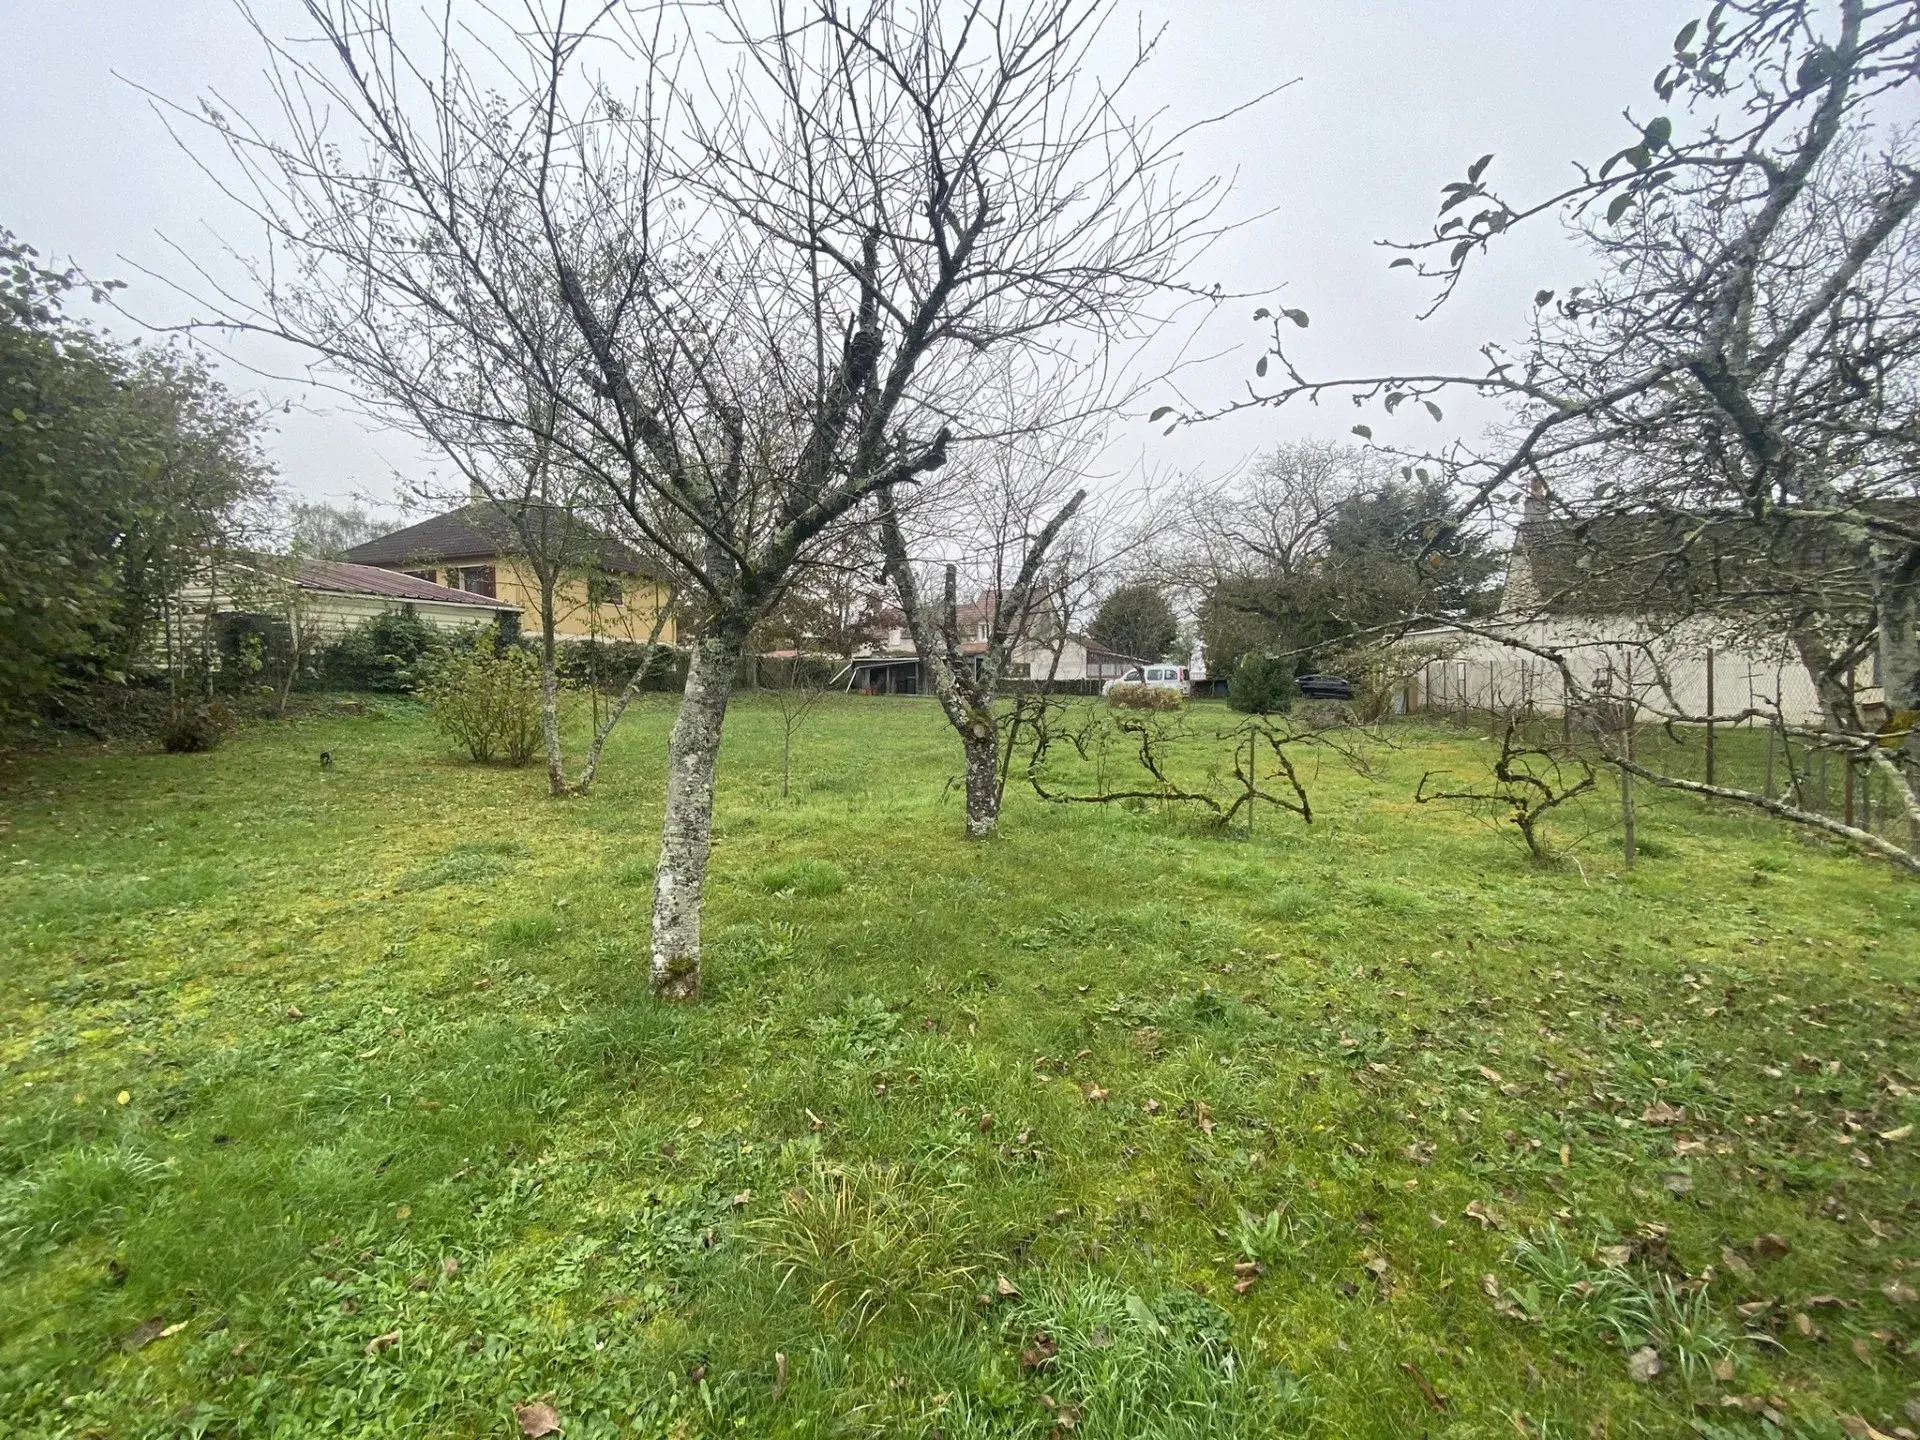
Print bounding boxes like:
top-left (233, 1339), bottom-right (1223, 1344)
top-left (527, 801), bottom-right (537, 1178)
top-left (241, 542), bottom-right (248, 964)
top-left (1401, 616), bottom-right (1862, 728)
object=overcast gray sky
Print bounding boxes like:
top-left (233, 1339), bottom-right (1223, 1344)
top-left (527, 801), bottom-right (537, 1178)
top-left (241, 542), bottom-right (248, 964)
top-left (3, 0), bottom-right (1694, 518)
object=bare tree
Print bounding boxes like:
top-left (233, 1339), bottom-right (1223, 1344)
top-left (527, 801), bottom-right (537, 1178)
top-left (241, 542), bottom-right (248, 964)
top-left (1166, 0), bottom-right (1920, 866)
top-left (169, 1), bottom-right (1234, 996)
top-left (876, 382), bottom-right (1092, 837)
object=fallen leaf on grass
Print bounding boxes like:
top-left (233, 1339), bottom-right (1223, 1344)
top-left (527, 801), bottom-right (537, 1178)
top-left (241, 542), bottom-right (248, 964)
top-left (1020, 1332), bottom-right (1059, 1371)
top-left (1399, 1361), bottom-right (1448, 1410)
top-left (1625, 1346), bottom-right (1660, 1383)
top-left (1193, 1101), bottom-right (1214, 1136)
top-left (1463, 1199), bottom-right (1504, 1229)
top-left (1883, 1280), bottom-right (1918, 1305)
top-left (1478, 1066), bottom-right (1504, 1084)
top-left (1753, 1233), bottom-right (1792, 1261)
top-left (977, 1112), bottom-right (995, 1133)
top-left (514, 1401), bottom-right (562, 1437)
top-left (1661, 1171), bottom-right (1693, 1195)
top-left (1143, 1098), bottom-right (1162, 1115)
top-left (1839, 1418), bottom-right (1897, 1440)
top-left (1084, 1084), bottom-right (1109, 1104)
top-left (995, 1274), bottom-right (1021, 1301)
top-left (1595, 1245), bottom-right (1632, 1269)
top-left (1640, 1101), bottom-right (1686, 1126)
top-left (1719, 1246), bottom-right (1754, 1278)
top-left (365, 1330), bottom-right (400, 1357)
top-left (121, 1318), bottom-right (167, 1352)
top-left (1878, 1123), bottom-right (1912, 1142)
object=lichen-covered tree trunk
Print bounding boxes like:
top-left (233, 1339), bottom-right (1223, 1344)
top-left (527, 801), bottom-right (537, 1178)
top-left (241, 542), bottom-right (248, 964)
top-left (649, 629), bottom-right (742, 1000)
top-left (961, 715), bottom-right (999, 839)
top-left (1871, 536), bottom-right (1920, 833)
top-left (538, 580), bottom-right (565, 798)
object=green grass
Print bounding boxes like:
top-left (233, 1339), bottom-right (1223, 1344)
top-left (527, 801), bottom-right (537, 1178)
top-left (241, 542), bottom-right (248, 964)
top-left (1, 694), bottom-right (1916, 1438)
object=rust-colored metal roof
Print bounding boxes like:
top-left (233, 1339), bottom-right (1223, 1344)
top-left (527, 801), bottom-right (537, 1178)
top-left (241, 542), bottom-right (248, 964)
top-left (295, 558), bottom-right (521, 610)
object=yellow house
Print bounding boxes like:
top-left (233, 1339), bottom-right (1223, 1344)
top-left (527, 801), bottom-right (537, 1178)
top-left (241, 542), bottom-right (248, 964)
top-left (342, 503), bottom-right (677, 646)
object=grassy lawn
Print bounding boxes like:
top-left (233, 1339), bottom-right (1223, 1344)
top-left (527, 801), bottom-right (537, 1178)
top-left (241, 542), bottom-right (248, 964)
top-left (2, 695), bottom-right (1916, 1438)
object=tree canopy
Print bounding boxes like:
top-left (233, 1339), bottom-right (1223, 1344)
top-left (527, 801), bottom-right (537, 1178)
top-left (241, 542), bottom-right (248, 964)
top-left (1, 229), bottom-right (274, 716)
top-left (1089, 582), bottom-right (1180, 663)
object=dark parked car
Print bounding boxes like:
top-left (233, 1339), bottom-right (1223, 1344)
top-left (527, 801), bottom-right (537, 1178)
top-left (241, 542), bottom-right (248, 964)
top-left (1296, 674), bottom-right (1354, 701)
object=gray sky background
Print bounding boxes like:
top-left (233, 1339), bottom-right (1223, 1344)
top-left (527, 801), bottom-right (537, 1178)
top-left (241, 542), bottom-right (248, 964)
top-left (3, 0), bottom-right (1695, 521)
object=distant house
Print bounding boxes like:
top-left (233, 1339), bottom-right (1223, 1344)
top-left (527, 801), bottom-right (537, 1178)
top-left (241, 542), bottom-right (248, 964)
top-left (1401, 488), bottom-right (1881, 728)
top-left (282, 558), bottom-right (523, 637)
top-left (176, 556), bottom-right (521, 665)
top-left (843, 594), bottom-right (1147, 694)
top-left (341, 502), bottom-right (677, 646)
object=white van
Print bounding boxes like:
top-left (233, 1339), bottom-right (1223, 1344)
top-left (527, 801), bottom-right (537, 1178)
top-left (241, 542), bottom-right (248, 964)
top-left (1103, 663), bottom-right (1189, 696)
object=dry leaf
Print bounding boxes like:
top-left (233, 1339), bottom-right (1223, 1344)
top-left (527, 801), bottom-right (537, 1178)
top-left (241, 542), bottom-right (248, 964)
top-left (1232, 1276), bottom-right (1258, 1295)
top-left (977, 1112), bottom-right (995, 1133)
top-left (1399, 1361), bottom-right (1448, 1410)
top-left (1883, 1280), bottom-right (1918, 1305)
top-left (1143, 1098), bottom-right (1163, 1115)
top-left (1640, 1101), bottom-right (1686, 1126)
top-left (1661, 1170), bottom-right (1694, 1195)
top-left (1753, 1233), bottom-right (1792, 1261)
top-left (1879, 1123), bottom-right (1912, 1142)
top-left (1194, 1101), bottom-right (1214, 1136)
top-left (773, 1351), bottom-right (789, 1399)
top-left (1478, 1065), bottom-right (1504, 1084)
top-left (1463, 1199), bottom-right (1504, 1229)
top-left (1020, 1331), bottom-right (1059, 1371)
top-left (1595, 1245), bottom-right (1632, 1269)
top-left (514, 1401), bottom-right (562, 1438)
top-left (1084, 1084), bottom-right (1109, 1103)
top-left (1719, 1246), bottom-right (1754, 1278)
top-left (1625, 1346), bottom-right (1661, 1383)
top-left (121, 1317), bottom-right (168, 1352)
top-left (365, 1330), bottom-right (401, 1357)
top-left (1839, 1417), bottom-right (1897, 1440)
top-left (1712, 1356), bottom-right (1735, 1382)
top-left (995, 1274), bottom-right (1021, 1301)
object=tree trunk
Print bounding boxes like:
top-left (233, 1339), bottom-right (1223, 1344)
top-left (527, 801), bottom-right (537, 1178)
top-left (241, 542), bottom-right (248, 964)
top-left (539, 579), bottom-right (565, 798)
top-left (962, 713), bottom-right (999, 838)
top-left (1871, 535), bottom-right (1920, 835)
top-left (649, 628), bottom-right (742, 1000)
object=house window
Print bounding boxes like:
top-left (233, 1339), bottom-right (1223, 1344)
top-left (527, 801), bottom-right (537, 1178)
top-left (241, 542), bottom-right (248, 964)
top-left (406, 569), bottom-right (437, 585)
top-left (459, 566), bottom-right (496, 598)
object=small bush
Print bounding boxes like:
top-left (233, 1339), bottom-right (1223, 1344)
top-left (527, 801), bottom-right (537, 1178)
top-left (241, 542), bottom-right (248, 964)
top-left (422, 629), bottom-right (543, 765)
top-left (158, 702), bottom-right (232, 753)
top-left (1227, 655), bottom-right (1298, 715)
top-left (555, 639), bottom-right (687, 693)
top-left (1107, 682), bottom-right (1185, 711)
top-left (319, 610), bottom-right (443, 693)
